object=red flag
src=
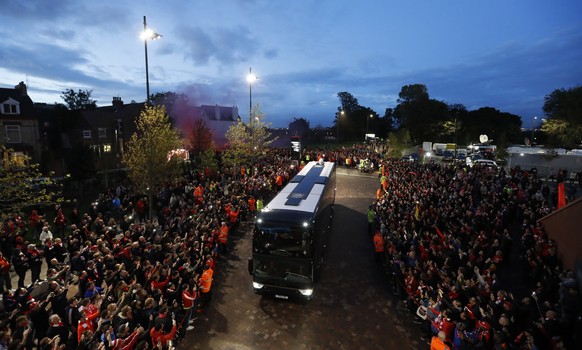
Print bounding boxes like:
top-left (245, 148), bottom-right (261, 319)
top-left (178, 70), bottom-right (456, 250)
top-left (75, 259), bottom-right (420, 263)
top-left (557, 182), bottom-right (566, 209)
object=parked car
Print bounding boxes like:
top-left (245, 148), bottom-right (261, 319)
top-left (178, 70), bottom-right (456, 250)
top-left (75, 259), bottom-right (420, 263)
top-left (456, 152), bottom-right (467, 161)
top-left (401, 153), bottom-right (420, 162)
top-left (466, 153), bottom-right (483, 166)
top-left (471, 159), bottom-right (498, 169)
top-left (442, 151), bottom-right (455, 162)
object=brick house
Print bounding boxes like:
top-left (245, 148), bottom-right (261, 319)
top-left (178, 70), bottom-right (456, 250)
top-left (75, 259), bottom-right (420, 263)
top-left (0, 82), bottom-right (42, 165)
top-left (196, 104), bottom-right (239, 148)
top-left (75, 97), bottom-right (143, 171)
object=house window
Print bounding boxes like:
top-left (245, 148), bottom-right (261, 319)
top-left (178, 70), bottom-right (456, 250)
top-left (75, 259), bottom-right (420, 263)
top-left (103, 144), bottom-right (112, 153)
top-left (83, 130), bottom-right (92, 139)
top-left (2, 102), bottom-right (19, 115)
top-left (98, 128), bottom-right (107, 138)
top-left (5, 125), bottom-right (21, 143)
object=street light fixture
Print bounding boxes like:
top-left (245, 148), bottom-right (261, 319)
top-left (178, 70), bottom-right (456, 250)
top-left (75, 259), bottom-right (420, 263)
top-left (141, 16), bottom-right (162, 105)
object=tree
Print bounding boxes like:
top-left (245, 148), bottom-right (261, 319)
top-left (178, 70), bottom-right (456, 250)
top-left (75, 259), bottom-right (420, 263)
top-left (195, 148), bottom-right (219, 177)
top-left (337, 92), bottom-right (361, 113)
top-left (387, 129), bottom-right (412, 158)
top-left (248, 104), bottom-right (276, 155)
top-left (464, 108), bottom-right (522, 145)
top-left (123, 105), bottom-right (183, 218)
top-left (60, 89), bottom-right (97, 110)
top-left (397, 84), bottom-right (429, 103)
top-left (335, 92), bottom-right (381, 141)
top-left (542, 86), bottom-right (582, 147)
top-left (150, 91), bottom-right (189, 111)
top-left (186, 118), bottom-right (214, 156)
top-left (288, 117), bottom-right (310, 141)
top-left (0, 145), bottom-right (64, 215)
top-left (222, 104), bottom-right (274, 173)
top-left (222, 119), bottom-right (250, 174)
top-left (393, 93), bottom-right (449, 144)
top-left (185, 118), bottom-right (217, 176)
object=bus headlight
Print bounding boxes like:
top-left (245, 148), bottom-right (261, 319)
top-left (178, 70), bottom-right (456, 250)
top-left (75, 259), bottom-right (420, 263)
top-left (299, 288), bottom-right (313, 297)
top-left (253, 282), bottom-right (264, 289)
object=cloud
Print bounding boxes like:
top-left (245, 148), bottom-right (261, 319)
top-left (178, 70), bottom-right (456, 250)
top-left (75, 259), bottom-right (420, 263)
top-left (0, 0), bottom-right (77, 20)
top-left (174, 24), bottom-right (259, 65)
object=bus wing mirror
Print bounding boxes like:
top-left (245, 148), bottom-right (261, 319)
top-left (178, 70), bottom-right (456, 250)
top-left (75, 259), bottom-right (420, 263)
top-left (247, 258), bottom-right (253, 275)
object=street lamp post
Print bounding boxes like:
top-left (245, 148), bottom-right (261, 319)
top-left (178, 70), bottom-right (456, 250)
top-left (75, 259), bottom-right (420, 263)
top-left (141, 16), bottom-right (162, 105)
top-left (336, 110), bottom-right (344, 142)
top-left (531, 116), bottom-right (537, 146)
top-left (246, 67), bottom-right (257, 126)
top-left (246, 68), bottom-right (257, 150)
top-left (367, 114), bottom-right (373, 135)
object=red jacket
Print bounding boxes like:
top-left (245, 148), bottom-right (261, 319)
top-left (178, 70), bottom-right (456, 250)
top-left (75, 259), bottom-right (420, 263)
top-left (182, 288), bottom-right (197, 309)
top-left (150, 324), bottom-right (176, 347)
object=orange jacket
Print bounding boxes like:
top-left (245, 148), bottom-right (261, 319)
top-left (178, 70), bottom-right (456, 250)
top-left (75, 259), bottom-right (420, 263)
top-left (198, 268), bottom-right (213, 293)
top-left (376, 188), bottom-right (384, 200)
top-left (218, 229), bottom-right (228, 244)
top-left (228, 209), bottom-right (239, 223)
top-left (430, 336), bottom-right (451, 350)
top-left (193, 185), bottom-right (204, 198)
top-left (248, 198), bottom-right (256, 212)
top-left (373, 232), bottom-right (385, 253)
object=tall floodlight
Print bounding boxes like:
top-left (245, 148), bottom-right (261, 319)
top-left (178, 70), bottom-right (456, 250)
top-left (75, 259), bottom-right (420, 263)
top-left (141, 16), bottom-right (162, 105)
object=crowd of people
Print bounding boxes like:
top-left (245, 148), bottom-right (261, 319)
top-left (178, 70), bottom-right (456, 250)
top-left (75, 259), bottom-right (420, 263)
top-left (0, 141), bottom-right (580, 350)
top-left (0, 149), bottom-right (300, 350)
top-left (371, 158), bottom-right (582, 349)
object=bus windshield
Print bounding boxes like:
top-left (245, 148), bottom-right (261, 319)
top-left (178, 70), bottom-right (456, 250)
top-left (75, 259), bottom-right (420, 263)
top-left (253, 256), bottom-right (312, 281)
top-left (253, 223), bottom-right (312, 257)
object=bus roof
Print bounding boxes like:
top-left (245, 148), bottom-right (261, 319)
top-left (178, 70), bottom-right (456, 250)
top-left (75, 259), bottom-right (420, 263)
top-left (262, 161), bottom-right (334, 214)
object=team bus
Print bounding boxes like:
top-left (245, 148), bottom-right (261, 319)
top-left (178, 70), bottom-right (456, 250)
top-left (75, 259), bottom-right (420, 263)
top-left (248, 161), bottom-right (336, 300)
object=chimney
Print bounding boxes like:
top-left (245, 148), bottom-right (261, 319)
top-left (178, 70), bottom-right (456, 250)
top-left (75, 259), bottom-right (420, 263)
top-left (15, 81), bottom-right (27, 96)
top-left (112, 96), bottom-right (124, 108)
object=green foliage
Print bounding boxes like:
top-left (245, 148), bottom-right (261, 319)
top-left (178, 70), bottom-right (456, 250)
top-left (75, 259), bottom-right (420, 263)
top-left (393, 96), bottom-right (449, 143)
top-left (60, 89), bottom-right (97, 110)
top-left (222, 104), bottom-right (275, 169)
top-left (463, 108), bottom-right (522, 145)
top-left (387, 129), bottom-right (412, 158)
top-left (542, 86), bottom-right (582, 147)
top-left (195, 148), bottom-right (219, 175)
top-left (337, 92), bottom-right (361, 113)
top-left (335, 92), bottom-right (382, 141)
top-left (397, 84), bottom-right (429, 103)
top-left (541, 119), bottom-right (582, 148)
top-left (123, 105), bottom-right (183, 195)
top-left (249, 104), bottom-right (276, 154)
top-left (289, 117), bottom-right (311, 140)
top-left (0, 146), bottom-right (64, 215)
top-left (150, 91), bottom-right (189, 111)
